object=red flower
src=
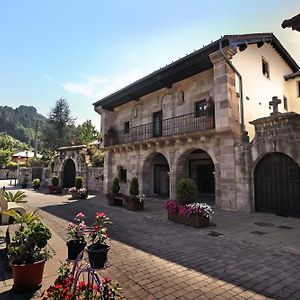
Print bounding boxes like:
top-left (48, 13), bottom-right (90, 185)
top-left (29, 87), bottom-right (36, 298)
top-left (102, 277), bottom-right (111, 284)
top-left (96, 212), bottom-right (105, 218)
top-left (77, 280), bottom-right (87, 291)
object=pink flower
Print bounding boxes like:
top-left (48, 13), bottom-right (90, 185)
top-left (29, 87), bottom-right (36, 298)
top-left (67, 222), bottom-right (74, 228)
top-left (76, 212), bottom-right (85, 219)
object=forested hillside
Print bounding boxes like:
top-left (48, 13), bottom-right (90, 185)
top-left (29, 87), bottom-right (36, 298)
top-left (0, 105), bottom-right (47, 147)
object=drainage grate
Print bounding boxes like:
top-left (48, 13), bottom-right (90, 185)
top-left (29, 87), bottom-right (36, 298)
top-left (207, 231), bottom-right (224, 237)
top-left (250, 230), bottom-right (267, 236)
top-left (254, 222), bottom-right (276, 227)
top-left (277, 225), bottom-right (293, 230)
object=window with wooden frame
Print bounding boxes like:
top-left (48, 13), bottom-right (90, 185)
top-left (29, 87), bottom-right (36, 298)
top-left (262, 57), bottom-right (270, 78)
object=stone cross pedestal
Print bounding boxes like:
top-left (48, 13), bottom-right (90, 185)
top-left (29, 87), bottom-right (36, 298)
top-left (269, 96), bottom-right (281, 116)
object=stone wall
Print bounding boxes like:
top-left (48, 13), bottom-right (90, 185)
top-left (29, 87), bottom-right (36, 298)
top-left (0, 169), bottom-right (17, 180)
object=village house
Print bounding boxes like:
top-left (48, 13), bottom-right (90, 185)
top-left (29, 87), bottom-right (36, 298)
top-left (93, 33), bottom-right (300, 216)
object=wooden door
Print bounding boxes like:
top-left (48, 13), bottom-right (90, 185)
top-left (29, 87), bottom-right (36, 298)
top-left (255, 153), bottom-right (300, 217)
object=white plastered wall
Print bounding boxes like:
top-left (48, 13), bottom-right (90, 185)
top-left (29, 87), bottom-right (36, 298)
top-left (231, 43), bottom-right (298, 140)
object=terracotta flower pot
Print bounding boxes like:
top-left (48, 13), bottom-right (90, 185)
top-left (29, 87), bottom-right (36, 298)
top-left (10, 260), bottom-right (46, 292)
top-left (87, 244), bottom-right (110, 269)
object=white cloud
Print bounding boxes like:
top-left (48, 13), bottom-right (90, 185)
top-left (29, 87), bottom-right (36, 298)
top-left (62, 70), bottom-right (146, 100)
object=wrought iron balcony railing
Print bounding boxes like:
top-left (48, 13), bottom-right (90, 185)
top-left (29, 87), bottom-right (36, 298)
top-left (104, 111), bottom-right (215, 147)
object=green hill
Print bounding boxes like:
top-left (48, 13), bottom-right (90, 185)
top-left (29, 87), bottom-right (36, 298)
top-left (0, 105), bottom-right (47, 147)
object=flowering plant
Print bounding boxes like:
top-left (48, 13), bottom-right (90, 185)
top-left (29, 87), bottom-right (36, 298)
top-left (42, 263), bottom-right (119, 300)
top-left (89, 212), bottom-right (112, 248)
top-left (69, 187), bottom-right (88, 199)
top-left (66, 212), bottom-right (87, 244)
top-left (165, 200), bottom-right (214, 218)
top-left (137, 194), bottom-right (145, 203)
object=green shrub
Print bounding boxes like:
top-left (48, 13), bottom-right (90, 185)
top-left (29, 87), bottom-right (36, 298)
top-left (129, 177), bottom-right (139, 196)
top-left (5, 161), bottom-right (18, 170)
top-left (32, 178), bottom-right (40, 186)
top-left (51, 176), bottom-right (59, 186)
top-left (176, 178), bottom-right (198, 205)
top-left (75, 176), bottom-right (83, 189)
top-left (111, 177), bottom-right (120, 194)
top-left (91, 152), bottom-right (104, 167)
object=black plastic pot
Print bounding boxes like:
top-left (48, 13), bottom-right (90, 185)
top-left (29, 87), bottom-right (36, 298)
top-left (87, 244), bottom-right (110, 269)
top-left (67, 240), bottom-right (86, 260)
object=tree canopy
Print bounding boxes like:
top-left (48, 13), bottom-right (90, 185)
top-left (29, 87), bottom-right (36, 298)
top-left (74, 120), bottom-right (99, 145)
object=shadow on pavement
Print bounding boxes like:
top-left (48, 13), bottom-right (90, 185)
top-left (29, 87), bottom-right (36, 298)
top-left (29, 192), bottom-right (300, 299)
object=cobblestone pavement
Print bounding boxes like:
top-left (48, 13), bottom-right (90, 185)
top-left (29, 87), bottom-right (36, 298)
top-left (1, 185), bottom-right (300, 299)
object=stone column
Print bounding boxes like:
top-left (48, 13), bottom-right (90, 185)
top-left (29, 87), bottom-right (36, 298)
top-left (209, 47), bottom-right (241, 210)
top-left (103, 150), bottom-right (113, 193)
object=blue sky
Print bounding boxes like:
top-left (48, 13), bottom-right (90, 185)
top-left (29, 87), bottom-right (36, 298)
top-left (0, 0), bottom-right (299, 129)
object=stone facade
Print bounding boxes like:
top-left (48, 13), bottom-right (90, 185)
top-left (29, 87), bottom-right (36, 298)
top-left (99, 47), bottom-right (246, 210)
top-left (53, 145), bottom-right (104, 192)
top-left (95, 43), bottom-right (300, 215)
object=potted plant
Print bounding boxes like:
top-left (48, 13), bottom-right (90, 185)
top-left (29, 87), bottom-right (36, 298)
top-left (165, 178), bottom-right (213, 228)
top-left (68, 177), bottom-right (88, 199)
top-left (126, 177), bottom-right (144, 211)
top-left (66, 212), bottom-right (87, 260)
top-left (48, 176), bottom-right (63, 194)
top-left (42, 263), bottom-right (119, 299)
top-left (87, 212), bottom-right (111, 269)
top-left (32, 178), bottom-right (40, 191)
top-left (106, 177), bottom-right (124, 206)
top-left (21, 174), bottom-right (29, 189)
top-left (5, 210), bottom-right (52, 291)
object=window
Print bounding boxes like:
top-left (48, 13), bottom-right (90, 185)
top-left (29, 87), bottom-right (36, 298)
top-left (124, 121), bottom-right (130, 134)
top-left (118, 167), bottom-right (127, 183)
top-left (283, 96), bottom-right (288, 111)
top-left (195, 100), bottom-right (207, 117)
top-left (262, 58), bottom-right (270, 78)
top-left (298, 82), bottom-right (300, 97)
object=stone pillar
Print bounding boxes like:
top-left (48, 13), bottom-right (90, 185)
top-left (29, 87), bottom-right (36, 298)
top-left (209, 47), bottom-right (240, 135)
top-left (103, 150), bottom-right (113, 193)
top-left (209, 47), bottom-right (241, 210)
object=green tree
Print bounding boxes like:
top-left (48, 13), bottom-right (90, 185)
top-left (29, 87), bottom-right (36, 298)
top-left (75, 120), bottom-right (99, 145)
top-left (0, 149), bottom-right (12, 167)
top-left (41, 98), bottom-right (75, 151)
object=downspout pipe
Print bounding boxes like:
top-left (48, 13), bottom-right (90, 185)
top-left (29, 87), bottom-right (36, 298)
top-left (218, 41), bottom-right (246, 140)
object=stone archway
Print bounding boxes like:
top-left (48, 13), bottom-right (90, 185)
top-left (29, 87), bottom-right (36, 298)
top-left (63, 159), bottom-right (76, 188)
top-left (254, 152), bottom-right (300, 217)
top-left (141, 152), bottom-right (170, 197)
top-left (175, 149), bottom-right (216, 204)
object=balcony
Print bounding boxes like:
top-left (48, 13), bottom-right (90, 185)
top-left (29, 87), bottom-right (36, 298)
top-left (104, 110), bottom-right (215, 147)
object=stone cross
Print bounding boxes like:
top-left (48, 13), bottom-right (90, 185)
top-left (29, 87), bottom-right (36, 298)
top-left (269, 96), bottom-right (281, 115)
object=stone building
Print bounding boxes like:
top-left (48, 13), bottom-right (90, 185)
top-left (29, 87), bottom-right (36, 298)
top-left (53, 145), bottom-right (104, 192)
top-left (93, 33), bottom-right (300, 216)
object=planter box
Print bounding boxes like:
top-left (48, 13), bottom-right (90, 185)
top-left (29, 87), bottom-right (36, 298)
top-left (48, 186), bottom-right (63, 194)
top-left (126, 198), bottom-right (144, 211)
top-left (106, 193), bottom-right (125, 206)
top-left (168, 212), bottom-right (209, 228)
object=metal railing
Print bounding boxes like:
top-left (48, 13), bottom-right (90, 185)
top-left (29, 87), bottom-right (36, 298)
top-left (104, 111), bottom-right (215, 146)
